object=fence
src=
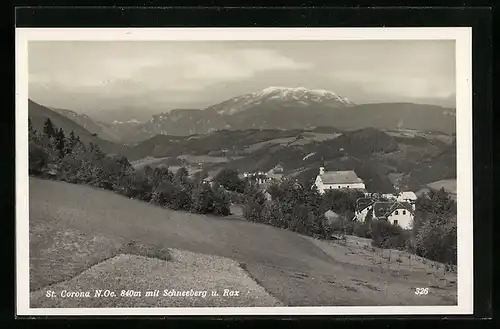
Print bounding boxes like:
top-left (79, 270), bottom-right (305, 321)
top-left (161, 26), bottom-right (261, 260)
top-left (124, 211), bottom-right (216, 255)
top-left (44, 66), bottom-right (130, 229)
top-left (330, 237), bottom-right (457, 289)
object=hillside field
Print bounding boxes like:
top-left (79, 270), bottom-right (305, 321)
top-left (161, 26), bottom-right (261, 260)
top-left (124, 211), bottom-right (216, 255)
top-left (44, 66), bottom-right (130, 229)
top-left (29, 178), bottom-right (457, 307)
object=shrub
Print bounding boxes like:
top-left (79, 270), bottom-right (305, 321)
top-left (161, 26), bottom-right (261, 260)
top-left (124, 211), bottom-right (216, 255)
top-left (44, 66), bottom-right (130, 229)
top-left (321, 189), bottom-right (365, 216)
top-left (263, 201), bottom-right (286, 229)
top-left (214, 168), bottom-right (246, 193)
top-left (117, 171), bottom-right (153, 201)
top-left (29, 142), bottom-right (49, 175)
top-left (170, 186), bottom-right (192, 211)
top-left (371, 220), bottom-right (408, 250)
top-left (243, 185), bottom-right (266, 222)
top-left (211, 184), bottom-right (231, 216)
top-left (412, 189), bottom-right (457, 265)
top-left (353, 221), bottom-right (372, 238)
top-left (325, 217), bottom-right (343, 233)
top-left (415, 214), bottom-right (457, 264)
top-left (191, 183), bottom-right (215, 214)
top-left (227, 190), bottom-right (247, 205)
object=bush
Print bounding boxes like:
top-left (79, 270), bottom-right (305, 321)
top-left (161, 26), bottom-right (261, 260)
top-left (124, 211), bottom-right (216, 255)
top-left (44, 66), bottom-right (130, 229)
top-left (29, 142), bottom-right (49, 175)
top-left (263, 201), bottom-right (286, 229)
top-left (371, 220), bottom-right (408, 250)
top-left (412, 189), bottom-right (457, 265)
top-left (353, 221), bottom-right (372, 238)
top-left (243, 186), bottom-right (266, 222)
top-left (227, 190), bottom-right (247, 205)
top-left (170, 186), bottom-right (192, 211)
top-left (415, 214), bottom-right (457, 264)
top-left (117, 171), bottom-right (153, 201)
top-left (191, 183), bottom-right (215, 214)
top-left (211, 184), bottom-right (231, 216)
top-left (214, 168), bottom-right (246, 193)
top-left (321, 189), bottom-right (365, 216)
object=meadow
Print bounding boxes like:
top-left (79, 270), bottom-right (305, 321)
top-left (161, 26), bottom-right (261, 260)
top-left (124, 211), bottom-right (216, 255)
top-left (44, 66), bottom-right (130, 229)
top-left (29, 177), bottom-right (457, 307)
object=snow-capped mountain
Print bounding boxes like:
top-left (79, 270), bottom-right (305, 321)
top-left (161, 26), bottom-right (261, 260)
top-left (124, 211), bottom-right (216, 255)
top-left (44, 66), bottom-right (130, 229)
top-left (208, 86), bottom-right (355, 115)
top-left (112, 119), bottom-right (144, 125)
top-left (82, 87), bottom-right (456, 141)
top-left (133, 87), bottom-right (354, 137)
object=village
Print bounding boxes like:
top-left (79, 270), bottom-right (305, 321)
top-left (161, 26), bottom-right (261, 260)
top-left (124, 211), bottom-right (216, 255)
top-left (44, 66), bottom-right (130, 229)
top-left (229, 165), bottom-right (418, 231)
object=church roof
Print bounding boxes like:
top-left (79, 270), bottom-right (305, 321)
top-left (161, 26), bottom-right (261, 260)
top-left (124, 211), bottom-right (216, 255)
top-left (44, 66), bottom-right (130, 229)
top-left (319, 170), bottom-right (363, 185)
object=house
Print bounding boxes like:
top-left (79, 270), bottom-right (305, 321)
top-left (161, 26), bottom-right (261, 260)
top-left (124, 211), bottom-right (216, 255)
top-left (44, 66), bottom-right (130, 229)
top-left (241, 172), bottom-right (268, 185)
top-left (396, 191), bottom-right (417, 210)
top-left (354, 203), bottom-right (374, 222)
top-left (314, 167), bottom-right (366, 194)
top-left (324, 209), bottom-right (341, 222)
top-left (372, 201), bottom-right (414, 230)
top-left (382, 193), bottom-right (398, 200)
top-left (323, 210), bottom-right (346, 239)
top-left (398, 191), bottom-right (417, 201)
top-left (263, 190), bottom-right (272, 201)
top-left (202, 176), bottom-right (214, 187)
top-left (267, 172), bottom-right (283, 183)
top-left (269, 164), bottom-right (284, 174)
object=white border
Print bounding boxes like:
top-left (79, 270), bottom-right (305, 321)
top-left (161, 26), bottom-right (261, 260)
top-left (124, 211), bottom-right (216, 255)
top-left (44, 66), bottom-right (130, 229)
top-left (15, 28), bottom-right (473, 316)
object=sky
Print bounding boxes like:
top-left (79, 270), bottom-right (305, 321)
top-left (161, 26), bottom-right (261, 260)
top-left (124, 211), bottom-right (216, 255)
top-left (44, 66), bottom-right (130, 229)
top-left (28, 40), bottom-right (456, 122)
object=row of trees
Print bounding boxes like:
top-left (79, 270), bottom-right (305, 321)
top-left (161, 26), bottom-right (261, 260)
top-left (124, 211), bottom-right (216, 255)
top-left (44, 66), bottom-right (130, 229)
top-left (242, 183), bottom-right (364, 239)
top-left (241, 177), bottom-right (457, 265)
top-left (29, 118), bottom-right (231, 216)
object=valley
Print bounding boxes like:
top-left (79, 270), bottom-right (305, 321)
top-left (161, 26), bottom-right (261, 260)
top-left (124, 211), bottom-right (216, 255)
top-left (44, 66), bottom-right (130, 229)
top-left (29, 95), bottom-right (456, 194)
top-left (27, 86), bottom-right (458, 308)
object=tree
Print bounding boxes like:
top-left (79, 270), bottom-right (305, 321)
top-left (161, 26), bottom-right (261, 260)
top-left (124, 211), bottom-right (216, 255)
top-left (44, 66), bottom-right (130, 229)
top-left (63, 130), bottom-right (77, 155)
top-left (191, 183), bottom-right (214, 214)
top-left (321, 190), bottom-right (364, 218)
top-left (353, 221), bottom-right (372, 238)
top-left (371, 220), bottom-right (407, 250)
top-left (411, 188), bottom-right (457, 263)
top-left (211, 183), bottom-right (231, 216)
top-left (192, 170), bottom-right (209, 187)
top-left (55, 128), bottom-right (66, 157)
top-left (214, 168), bottom-right (245, 193)
top-left (267, 183), bottom-right (284, 200)
top-left (43, 118), bottom-right (56, 138)
top-left (415, 214), bottom-right (457, 264)
top-left (118, 171), bottom-right (153, 201)
top-left (243, 184), bottom-right (266, 222)
top-left (29, 142), bottom-right (48, 174)
top-left (173, 167), bottom-right (189, 186)
top-left (28, 118), bottom-right (38, 141)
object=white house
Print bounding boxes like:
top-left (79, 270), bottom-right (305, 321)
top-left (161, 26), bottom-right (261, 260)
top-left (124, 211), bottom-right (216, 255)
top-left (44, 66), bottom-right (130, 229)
top-left (372, 201), bottom-right (414, 230)
top-left (314, 167), bottom-right (366, 194)
top-left (354, 203), bottom-right (374, 222)
top-left (396, 191), bottom-right (417, 210)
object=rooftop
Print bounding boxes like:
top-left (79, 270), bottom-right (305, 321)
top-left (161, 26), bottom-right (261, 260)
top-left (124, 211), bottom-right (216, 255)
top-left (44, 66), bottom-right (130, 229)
top-left (399, 191), bottom-right (417, 200)
top-left (373, 201), bottom-right (414, 218)
top-left (319, 170), bottom-right (363, 185)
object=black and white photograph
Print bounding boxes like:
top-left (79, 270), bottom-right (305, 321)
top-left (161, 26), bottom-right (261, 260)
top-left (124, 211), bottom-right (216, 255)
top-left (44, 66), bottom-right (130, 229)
top-left (16, 28), bottom-right (473, 315)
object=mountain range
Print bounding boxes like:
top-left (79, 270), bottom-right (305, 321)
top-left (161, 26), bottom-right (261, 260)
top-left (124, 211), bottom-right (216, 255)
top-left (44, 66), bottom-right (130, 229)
top-left (42, 87), bottom-right (456, 143)
top-left (28, 100), bottom-right (128, 155)
top-left (28, 96), bottom-right (456, 193)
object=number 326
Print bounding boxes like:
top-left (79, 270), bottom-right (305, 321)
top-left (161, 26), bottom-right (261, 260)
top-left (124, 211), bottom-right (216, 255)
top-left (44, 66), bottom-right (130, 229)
top-left (415, 288), bottom-right (429, 295)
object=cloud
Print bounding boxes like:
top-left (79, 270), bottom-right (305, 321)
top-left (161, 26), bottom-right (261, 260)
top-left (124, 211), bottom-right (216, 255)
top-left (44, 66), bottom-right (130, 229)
top-left (27, 40), bottom-right (456, 113)
top-left (29, 46), bottom-right (312, 95)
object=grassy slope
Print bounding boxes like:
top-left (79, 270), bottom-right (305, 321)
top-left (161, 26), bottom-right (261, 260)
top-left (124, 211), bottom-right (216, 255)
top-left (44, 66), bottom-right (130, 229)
top-left (29, 178), bottom-right (457, 306)
top-left (31, 251), bottom-right (283, 308)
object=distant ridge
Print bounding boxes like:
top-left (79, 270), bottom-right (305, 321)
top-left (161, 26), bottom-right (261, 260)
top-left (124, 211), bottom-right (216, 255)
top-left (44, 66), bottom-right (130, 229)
top-left (29, 100), bottom-right (128, 156)
top-left (133, 86), bottom-right (456, 138)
